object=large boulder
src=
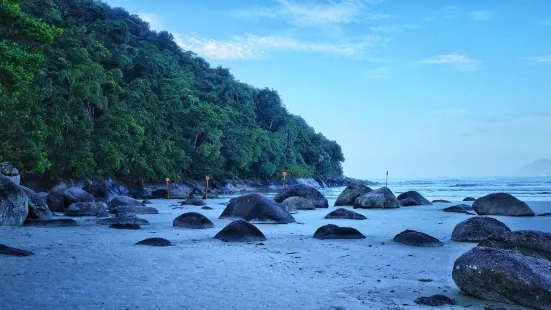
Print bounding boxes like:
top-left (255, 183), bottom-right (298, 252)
top-left (214, 220), bottom-right (266, 242)
top-left (19, 185), bottom-right (53, 219)
top-left (451, 217), bottom-right (511, 242)
top-left (83, 178), bottom-right (129, 201)
top-left (354, 187), bottom-right (399, 209)
top-left (109, 196), bottom-right (144, 209)
top-left (313, 224), bottom-right (365, 240)
top-left (393, 229), bottom-right (443, 247)
top-left (219, 193), bottom-right (295, 224)
top-left (64, 187), bottom-right (95, 206)
top-left (273, 184), bottom-right (328, 208)
top-left (399, 198), bottom-right (420, 206)
top-left (280, 196), bottom-right (315, 213)
top-left (452, 230), bottom-right (551, 309)
top-left (472, 193), bottom-right (535, 216)
top-left (397, 191), bottom-right (432, 205)
top-left (0, 162), bottom-right (20, 184)
top-left (46, 190), bottom-right (66, 212)
top-left (324, 208), bottom-right (366, 220)
top-left (0, 174), bottom-right (28, 226)
top-left (110, 205), bottom-right (159, 215)
top-left (173, 212), bottom-right (214, 229)
top-left (334, 184), bottom-right (372, 206)
top-left (64, 202), bottom-right (108, 217)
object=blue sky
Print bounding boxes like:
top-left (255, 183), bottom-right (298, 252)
top-left (103, 0), bottom-right (551, 179)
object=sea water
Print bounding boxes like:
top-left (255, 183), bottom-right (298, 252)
top-left (321, 176), bottom-right (551, 202)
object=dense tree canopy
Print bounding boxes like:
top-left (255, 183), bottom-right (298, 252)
top-left (0, 0), bottom-right (344, 183)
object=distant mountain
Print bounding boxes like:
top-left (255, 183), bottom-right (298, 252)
top-left (517, 159), bottom-right (551, 177)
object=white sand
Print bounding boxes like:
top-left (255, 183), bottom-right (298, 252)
top-left (1, 198), bottom-right (550, 310)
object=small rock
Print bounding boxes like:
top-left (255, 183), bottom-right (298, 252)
top-left (313, 224), bottom-right (365, 240)
top-left (173, 212), bottom-right (214, 229)
top-left (393, 229), bottom-right (443, 247)
top-left (201, 206), bottom-right (213, 210)
top-left (414, 295), bottom-right (455, 306)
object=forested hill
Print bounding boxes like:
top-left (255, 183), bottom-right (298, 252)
top-left (1, 0), bottom-right (344, 183)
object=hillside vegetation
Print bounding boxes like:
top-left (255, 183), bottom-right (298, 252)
top-left (0, 0), bottom-right (344, 183)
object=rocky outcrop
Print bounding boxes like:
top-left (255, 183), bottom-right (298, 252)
top-left (0, 162), bottom-right (20, 184)
top-left (397, 191), bottom-right (432, 206)
top-left (334, 184), bottom-right (372, 206)
top-left (472, 193), bottom-right (535, 216)
top-left (0, 174), bottom-right (29, 226)
top-left (136, 238), bottom-right (172, 246)
top-left (354, 187), bottom-right (399, 209)
top-left (393, 230), bottom-right (443, 247)
top-left (324, 208), bottom-right (366, 220)
top-left (46, 190), bottom-right (66, 212)
top-left (219, 193), bottom-right (295, 224)
top-left (313, 224), bottom-right (365, 240)
top-left (273, 184), bottom-right (328, 208)
top-left (82, 178), bottom-right (129, 200)
top-left (453, 230), bottom-right (551, 309)
top-left (173, 212), bottom-right (214, 229)
top-left (280, 196), bottom-right (316, 213)
top-left (64, 202), bottom-right (108, 216)
top-left (214, 220), bottom-right (266, 242)
top-left (451, 217), bottom-right (511, 242)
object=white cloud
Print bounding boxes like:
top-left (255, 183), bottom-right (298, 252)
top-left (469, 11), bottom-right (492, 21)
top-left (175, 33), bottom-right (387, 60)
top-left (138, 12), bottom-right (163, 31)
top-left (535, 56), bottom-right (551, 63)
top-left (231, 0), bottom-right (389, 26)
top-left (366, 67), bottom-right (391, 79)
top-left (418, 54), bottom-right (479, 71)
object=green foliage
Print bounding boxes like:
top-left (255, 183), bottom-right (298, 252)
top-left (0, 0), bottom-right (344, 182)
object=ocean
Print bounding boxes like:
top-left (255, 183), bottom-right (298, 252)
top-left (319, 176), bottom-right (551, 202)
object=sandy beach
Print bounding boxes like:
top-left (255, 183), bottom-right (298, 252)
top-left (1, 196), bottom-right (550, 310)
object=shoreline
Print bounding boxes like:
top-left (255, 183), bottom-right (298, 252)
top-left (1, 196), bottom-right (549, 309)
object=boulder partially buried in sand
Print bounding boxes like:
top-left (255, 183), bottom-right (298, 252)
top-left (214, 220), bottom-right (266, 242)
top-left (414, 295), bottom-right (455, 306)
top-left (219, 193), bottom-right (295, 224)
top-left (97, 214), bottom-right (149, 225)
top-left (451, 217), bottom-right (511, 242)
top-left (173, 212), bottom-right (214, 229)
top-left (443, 204), bottom-right (474, 214)
top-left (432, 199), bottom-right (451, 203)
top-left (281, 196), bottom-right (315, 213)
top-left (24, 218), bottom-right (77, 227)
top-left (0, 244), bottom-right (33, 256)
top-left (334, 184), bottom-right (372, 206)
top-left (136, 238), bottom-right (172, 247)
top-left (110, 205), bottom-right (159, 215)
top-left (324, 208), bottom-right (366, 220)
top-left (64, 202), bottom-right (108, 216)
top-left (399, 198), bottom-right (420, 206)
top-left (397, 191), bottom-right (432, 205)
top-left (0, 174), bottom-right (29, 226)
top-left (472, 193), bottom-right (535, 216)
top-left (463, 197), bottom-right (476, 202)
top-left (452, 230), bottom-right (551, 309)
top-left (180, 198), bottom-right (206, 206)
top-left (274, 184), bottom-right (328, 208)
top-left (313, 224), bottom-right (365, 240)
top-left (110, 223), bottom-right (141, 230)
top-left (393, 229), bottom-right (443, 247)
top-left (354, 187), bottom-right (399, 209)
